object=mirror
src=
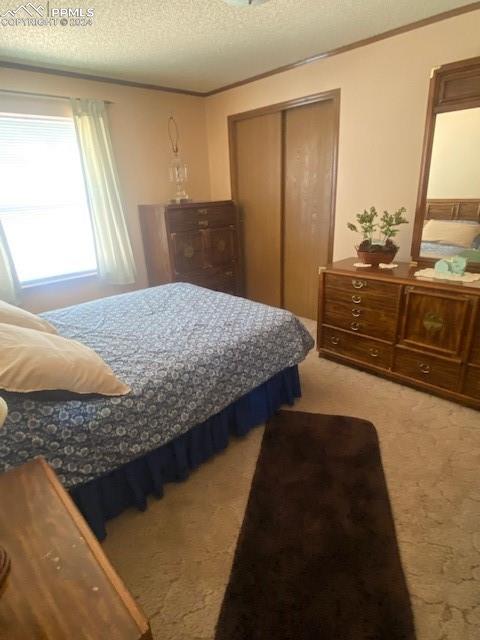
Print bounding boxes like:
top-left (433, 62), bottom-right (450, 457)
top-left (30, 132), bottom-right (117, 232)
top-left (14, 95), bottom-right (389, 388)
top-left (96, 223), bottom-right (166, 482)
top-left (421, 107), bottom-right (480, 261)
top-left (412, 56), bottom-right (480, 269)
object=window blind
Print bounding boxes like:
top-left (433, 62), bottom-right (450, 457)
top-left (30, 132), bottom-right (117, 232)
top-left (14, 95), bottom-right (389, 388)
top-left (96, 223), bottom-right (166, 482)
top-left (0, 114), bottom-right (97, 283)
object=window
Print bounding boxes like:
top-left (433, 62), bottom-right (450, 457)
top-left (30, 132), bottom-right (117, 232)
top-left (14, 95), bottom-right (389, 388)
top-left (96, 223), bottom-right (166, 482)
top-left (0, 114), bottom-right (97, 284)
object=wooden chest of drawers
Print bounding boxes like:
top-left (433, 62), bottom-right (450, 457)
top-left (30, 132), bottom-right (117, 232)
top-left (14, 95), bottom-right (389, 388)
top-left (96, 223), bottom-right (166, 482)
top-left (318, 259), bottom-right (480, 409)
top-left (139, 200), bottom-right (243, 296)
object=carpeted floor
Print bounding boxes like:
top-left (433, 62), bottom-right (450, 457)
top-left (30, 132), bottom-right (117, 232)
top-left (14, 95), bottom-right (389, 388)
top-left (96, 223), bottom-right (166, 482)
top-left (103, 319), bottom-right (480, 640)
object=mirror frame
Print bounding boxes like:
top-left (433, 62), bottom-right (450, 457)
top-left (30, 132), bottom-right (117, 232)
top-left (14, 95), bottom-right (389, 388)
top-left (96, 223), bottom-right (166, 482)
top-left (411, 55), bottom-right (480, 271)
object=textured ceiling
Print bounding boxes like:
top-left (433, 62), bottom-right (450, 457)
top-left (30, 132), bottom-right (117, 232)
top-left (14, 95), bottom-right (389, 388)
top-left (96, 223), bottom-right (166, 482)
top-left (0, 0), bottom-right (475, 93)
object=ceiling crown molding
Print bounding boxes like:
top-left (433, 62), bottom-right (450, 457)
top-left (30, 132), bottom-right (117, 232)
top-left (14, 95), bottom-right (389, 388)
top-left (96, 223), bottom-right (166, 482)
top-left (205, 1), bottom-right (480, 95)
top-left (0, 60), bottom-right (205, 97)
top-left (1, 2), bottom-right (479, 98)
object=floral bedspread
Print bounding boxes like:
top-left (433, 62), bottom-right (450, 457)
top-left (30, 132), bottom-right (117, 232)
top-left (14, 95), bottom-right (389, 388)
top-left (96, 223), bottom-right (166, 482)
top-left (0, 284), bottom-right (313, 487)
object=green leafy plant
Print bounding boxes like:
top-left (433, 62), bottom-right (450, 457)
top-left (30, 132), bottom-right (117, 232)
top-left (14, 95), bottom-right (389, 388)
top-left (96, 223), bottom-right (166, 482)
top-left (347, 206), bottom-right (408, 252)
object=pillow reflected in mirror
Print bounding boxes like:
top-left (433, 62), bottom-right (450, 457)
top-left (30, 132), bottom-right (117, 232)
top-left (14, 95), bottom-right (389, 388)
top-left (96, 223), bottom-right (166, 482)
top-left (422, 220), bottom-right (480, 248)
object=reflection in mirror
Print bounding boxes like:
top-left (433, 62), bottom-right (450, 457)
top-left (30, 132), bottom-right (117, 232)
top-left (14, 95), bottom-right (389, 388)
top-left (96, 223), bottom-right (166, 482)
top-left (420, 107), bottom-right (480, 263)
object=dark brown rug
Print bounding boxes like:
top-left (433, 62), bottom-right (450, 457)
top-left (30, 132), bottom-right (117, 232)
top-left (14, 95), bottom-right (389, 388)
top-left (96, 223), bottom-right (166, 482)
top-left (215, 411), bottom-right (416, 640)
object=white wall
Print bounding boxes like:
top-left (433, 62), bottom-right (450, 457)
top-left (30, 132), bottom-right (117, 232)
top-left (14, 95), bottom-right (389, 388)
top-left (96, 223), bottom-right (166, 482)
top-left (205, 10), bottom-right (480, 263)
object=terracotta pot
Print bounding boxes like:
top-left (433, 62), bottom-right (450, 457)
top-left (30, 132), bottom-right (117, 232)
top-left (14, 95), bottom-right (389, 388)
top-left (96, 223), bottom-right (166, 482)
top-left (356, 247), bottom-right (397, 267)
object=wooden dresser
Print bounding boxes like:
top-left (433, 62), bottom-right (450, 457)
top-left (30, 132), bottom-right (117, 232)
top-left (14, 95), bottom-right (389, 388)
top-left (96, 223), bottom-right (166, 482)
top-left (0, 458), bottom-right (152, 640)
top-left (318, 258), bottom-right (480, 409)
top-left (139, 200), bottom-right (243, 296)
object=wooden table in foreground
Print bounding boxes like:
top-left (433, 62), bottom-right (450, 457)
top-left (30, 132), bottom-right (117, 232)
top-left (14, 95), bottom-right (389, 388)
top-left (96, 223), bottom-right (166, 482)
top-left (0, 458), bottom-right (152, 640)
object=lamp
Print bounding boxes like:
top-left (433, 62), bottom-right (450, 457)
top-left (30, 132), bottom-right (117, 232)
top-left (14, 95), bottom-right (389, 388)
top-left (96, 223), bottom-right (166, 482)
top-left (167, 116), bottom-right (190, 204)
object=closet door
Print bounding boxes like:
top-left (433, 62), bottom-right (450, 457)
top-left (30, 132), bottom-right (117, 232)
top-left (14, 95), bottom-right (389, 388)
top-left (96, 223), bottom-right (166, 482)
top-left (283, 100), bottom-right (337, 319)
top-left (233, 113), bottom-right (282, 306)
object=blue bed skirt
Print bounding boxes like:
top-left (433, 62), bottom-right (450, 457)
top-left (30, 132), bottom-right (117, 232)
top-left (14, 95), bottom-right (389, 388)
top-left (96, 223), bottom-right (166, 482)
top-left (70, 365), bottom-right (301, 540)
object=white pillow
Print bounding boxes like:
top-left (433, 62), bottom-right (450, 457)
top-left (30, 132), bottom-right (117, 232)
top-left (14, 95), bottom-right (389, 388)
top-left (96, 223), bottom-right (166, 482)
top-left (0, 299), bottom-right (57, 334)
top-left (0, 323), bottom-right (130, 396)
top-left (422, 220), bottom-right (480, 248)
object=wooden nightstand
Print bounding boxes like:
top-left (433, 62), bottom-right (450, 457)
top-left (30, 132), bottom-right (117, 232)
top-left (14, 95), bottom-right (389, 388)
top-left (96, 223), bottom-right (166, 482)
top-left (0, 457), bottom-right (152, 640)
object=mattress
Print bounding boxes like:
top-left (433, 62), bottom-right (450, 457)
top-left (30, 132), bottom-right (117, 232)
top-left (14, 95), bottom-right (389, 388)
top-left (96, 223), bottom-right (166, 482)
top-left (0, 284), bottom-right (313, 487)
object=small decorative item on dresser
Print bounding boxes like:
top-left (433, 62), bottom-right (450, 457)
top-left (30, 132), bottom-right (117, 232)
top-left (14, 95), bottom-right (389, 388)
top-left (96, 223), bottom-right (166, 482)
top-left (347, 206), bottom-right (408, 266)
top-left (415, 266), bottom-right (480, 283)
top-left (168, 116), bottom-right (190, 204)
top-left (434, 255), bottom-right (467, 277)
top-left (0, 397), bottom-right (10, 594)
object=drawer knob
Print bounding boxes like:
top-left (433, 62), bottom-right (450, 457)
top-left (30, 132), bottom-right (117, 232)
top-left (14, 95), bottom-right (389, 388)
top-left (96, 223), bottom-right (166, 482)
top-left (225, 270), bottom-right (233, 277)
top-left (350, 321), bottom-right (360, 332)
top-left (330, 336), bottom-right (340, 346)
top-left (198, 220), bottom-right (208, 228)
top-left (352, 279), bottom-right (366, 289)
top-left (198, 208), bottom-right (208, 215)
top-left (351, 308), bottom-right (361, 317)
top-left (351, 295), bottom-right (362, 304)
top-left (369, 348), bottom-right (379, 358)
top-left (418, 362), bottom-right (431, 375)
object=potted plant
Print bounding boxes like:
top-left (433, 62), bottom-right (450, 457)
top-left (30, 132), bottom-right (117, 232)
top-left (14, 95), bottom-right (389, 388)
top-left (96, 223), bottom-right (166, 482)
top-left (347, 206), bottom-right (408, 266)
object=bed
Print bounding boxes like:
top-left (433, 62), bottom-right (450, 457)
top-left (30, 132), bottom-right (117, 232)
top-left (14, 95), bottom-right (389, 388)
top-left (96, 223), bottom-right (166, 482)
top-left (0, 284), bottom-right (313, 538)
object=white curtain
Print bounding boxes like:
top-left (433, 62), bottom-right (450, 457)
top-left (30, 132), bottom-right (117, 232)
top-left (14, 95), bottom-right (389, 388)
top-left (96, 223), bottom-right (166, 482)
top-left (0, 221), bottom-right (20, 304)
top-left (70, 99), bottom-right (136, 285)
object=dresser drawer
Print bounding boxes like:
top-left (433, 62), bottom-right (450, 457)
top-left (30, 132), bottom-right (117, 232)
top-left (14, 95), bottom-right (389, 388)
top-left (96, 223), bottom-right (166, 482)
top-left (393, 347), bottom-right (461, 391)
top-left (463, 366), bottom-right (480, 399)
top-left (166, 205), bottom-right (235, 232)
top-left (324, 286), bottom-right (399, 312)
top-left (324, 276), bottom-right (400, 311)
top-left (178, 266), bottom-right (237, 295)
top-left (321, 327), bottom-right (393, 369)
top-left (325, 273), bottom-right (401, 298)
top-left (323, 300), bottom-right (397, 341)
